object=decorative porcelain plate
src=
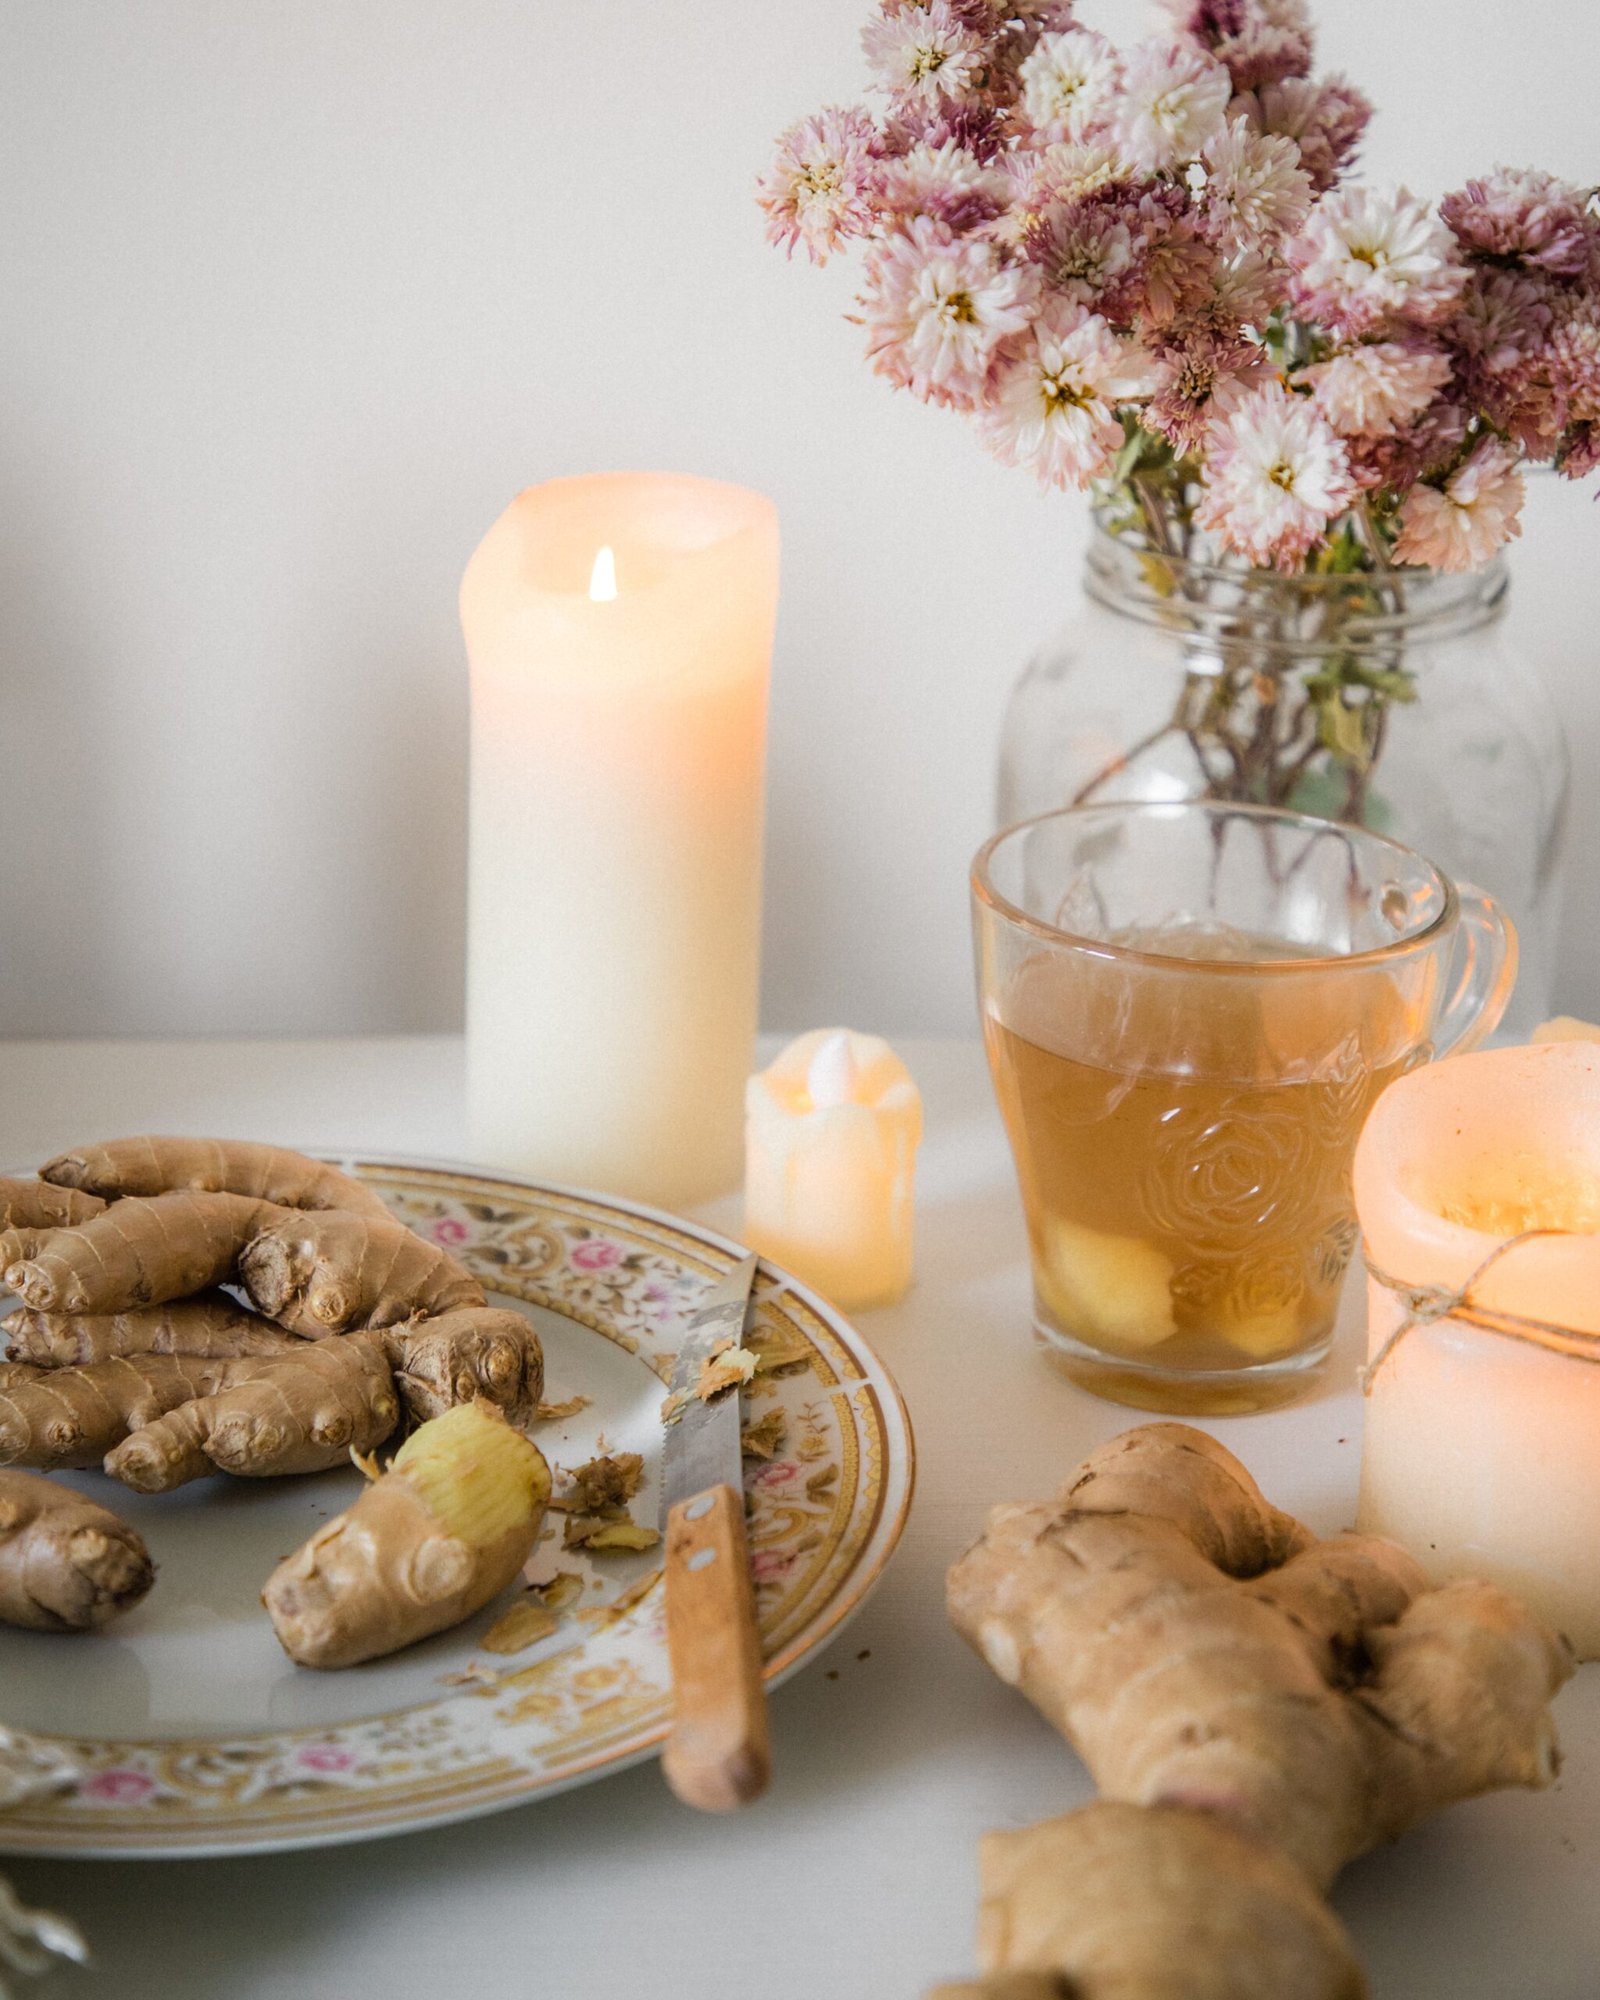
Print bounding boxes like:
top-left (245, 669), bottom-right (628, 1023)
top-left (0, 1157), bottom-right (914, 1858)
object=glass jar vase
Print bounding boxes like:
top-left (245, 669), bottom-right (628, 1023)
top-left (997, 519), bottom-right (1568, 1034)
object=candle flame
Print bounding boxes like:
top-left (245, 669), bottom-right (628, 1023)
top-left (588, 545), bottom-right (618, 603)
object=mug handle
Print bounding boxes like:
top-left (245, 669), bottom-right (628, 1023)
top-left (1434, 884), bottom-right (1519, 1057)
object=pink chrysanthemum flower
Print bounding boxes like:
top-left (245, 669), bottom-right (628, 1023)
top-left (1196, 381), bottom-right (1356, 568)
top-left (1551, 301), bottom-right (1600, 433)
top-left (1027, 198), bottom-right (1140, 316)
top-left (874, 139), bottom-right (1011, 231)
top-left (1302, 340), bottom-right (1454, 439)
top-left (860, 217), bottom-right (1038, 408)
top-left (1559, 421), bottom-right (1600, 481)
top-left (1393, 439), bottom-right (1525, 571)
top-left (883, 97), bottom-right (1009, 162)
top-left (1131, 189), bottom-right (1220, 327)
top-left (1345, 395), bottom-right (1470, 495)
top-left (1161, 0), bottom-right (1315, 92)
top-left (758, 107), bottom-right (881, 264)
top-left (1287, 186), bottom-right (1467, 338)
top-left (1448, 268), bottom-right (1561, 454)
top-left (1145, 325), bottom-right (1273, 453)
top-left (1017, 29), bottom-right (1122, 143)
top-left (996, 139), bottom-right (1134, 252)
top-left (1242, 75), bottom-right (1370, 193)
top-left (1451, 268), bottom-right (1554, 379)
top-left (1210, 247), bottom-right (1282, 327)
top-left (1441, 168), bottom-right (1595, 279)
top-left (1112, 40), bottom-right (1232, 174)
top-left (980, 303), bottom-right (1156, 487)
top-left (1198, 118), bottom-right (1313, 252)
top-left (862, 1), bottom-right (990, 109)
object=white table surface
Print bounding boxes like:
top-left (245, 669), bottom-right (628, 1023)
top-left (1, 1035), bottom-right (1596, 2000)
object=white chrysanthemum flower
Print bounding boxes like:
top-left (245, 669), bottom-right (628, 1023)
top-left (862, 218), bottom-right (1038, 408)
top-left (1198, 118), bottom-right (1313, 252)
top-left (1394, 439), bottom-right (1525, 571)
top-left (1196, 381), bottom-right (1356, 568)
top-left (1113, 39), bottom-right (1232, 173)
top-left (1018, 29), bottom-right (1122, 143)
top-left (1302, 341), bottom-right (1454, 438)
top-left (862, 1), bottom-right (988, 107)
top-left (981, 305), bottom-right (1157, 487)
top-left (1288, 186), bottom-right (1467, 337)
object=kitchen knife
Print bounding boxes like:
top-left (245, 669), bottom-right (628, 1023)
top-left (659, 1251), bottom-right (770, 1811)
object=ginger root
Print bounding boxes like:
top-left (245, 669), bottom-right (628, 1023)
top-left (0, 1469), bottom-right (154, 1631)
top-left (3, 1188), bottom-right (485, 1339)
top-left (238, 1207), bottom-right (485, 1336)
top-left (3, 1293), bottom-right (302, 1368)
top-left (41, 1135), bottom-right (390, 1221)
top-left (263, 1400), bottom-right (550, 1668)
top-left (380, 1307), bottom-right (543, 1427)
top-left (939, 1424), bottom-right (1572, 2000)
top-left (0, 1308), bottom-right (543, 1490)
top-left (0, 1353), bottom-right (242, 1470)
top-left (103, 1337), bottom-right (403, 1492)
top-left (2, 1191), bottom-right (270, 1316)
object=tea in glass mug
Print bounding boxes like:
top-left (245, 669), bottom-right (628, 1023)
top-left (972, 802), bottom-right (1517, 1414)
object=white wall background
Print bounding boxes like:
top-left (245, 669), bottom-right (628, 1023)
top-left (0, 0), bottom-right (1595, 1039)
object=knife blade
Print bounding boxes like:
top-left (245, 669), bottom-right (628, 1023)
top-left (658, 1251), bottom-right (771, 1811)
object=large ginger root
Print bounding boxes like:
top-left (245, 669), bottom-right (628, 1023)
top-left (0, 1179), bottom-right (105, 1231)
top-left (0, 1469), bottom-right (154, 1631)
top-left (0, 1310), bottom-right (543, 1488)
top-left (0, 1177), bottom-right (107, 1268)
top-left (238, 1207), bottom-right (485, 1336)
top-left (263, 1399), bottom-right (550, 1668)
top-left (939, 1425), bottom-right (1572, 2000)
top-left (3, 1293), bottom-right (302, 1368)
top-left (0, 1354), bottom-right (240, 1469)
top-left (41, 1135), bottom-right (390, 1221)
top-left (104, 1337), bottom-right (402, 1491)
top-left (4, 1189), bottom-right (483, 1339)
top-left (929, 1805), bottom-right (1365, 2000)
top-left (2, 1191), bottom-right (269, 1315)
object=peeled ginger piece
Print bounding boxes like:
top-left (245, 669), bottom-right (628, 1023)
top-left (1216, 1302), bottom-right (1305, 1361)
top-left (263, 1400), bottom-right (550, 1669)
top-left (1034, 1218), bottom-right (1177, 1352)
top-left (391, 1399), bottom-right (548, 1547)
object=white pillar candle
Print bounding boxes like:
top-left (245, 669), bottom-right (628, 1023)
top-left (744, 1029), bottom-right (922, 1311)
top-left (461, 473), bottom-right (778, 1207)
top-left (1355, 1042), bottom-right (1600, 1657)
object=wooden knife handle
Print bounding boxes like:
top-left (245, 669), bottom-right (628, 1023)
top-left (661, 1482), bottom-right (771, 1812)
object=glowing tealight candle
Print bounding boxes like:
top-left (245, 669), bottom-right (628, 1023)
top-left (1355, 1041), bottom-right (1600, 1657)
top-left (461, 474), bottom-right (778, 1206)
top-left (743, 1029), bottom-right (922, 1310)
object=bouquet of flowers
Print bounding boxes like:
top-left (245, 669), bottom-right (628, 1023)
top-left (759, 0), bottom-right (1598, 810)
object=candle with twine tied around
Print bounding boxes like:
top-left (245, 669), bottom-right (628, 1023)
top-left (1354, 1038), bottom-right (1600, 1658)
top-left (460, 473), bottom-right (778, 1207)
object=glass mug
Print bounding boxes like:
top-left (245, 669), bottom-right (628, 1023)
top-left (971, 800), bottom-right (1517, 1415)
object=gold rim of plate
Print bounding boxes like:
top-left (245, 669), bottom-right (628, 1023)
top-left (0, 1155), bottom-right (916, 1858)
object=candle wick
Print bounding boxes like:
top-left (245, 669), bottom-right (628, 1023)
top-left (807, 1030), bottom-right (860, 1110)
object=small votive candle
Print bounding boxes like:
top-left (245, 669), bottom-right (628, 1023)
top-left (1355, 1041), bottom-right (1600, 1657)
top-left (744, 1030), bottom-right (922, 1311)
